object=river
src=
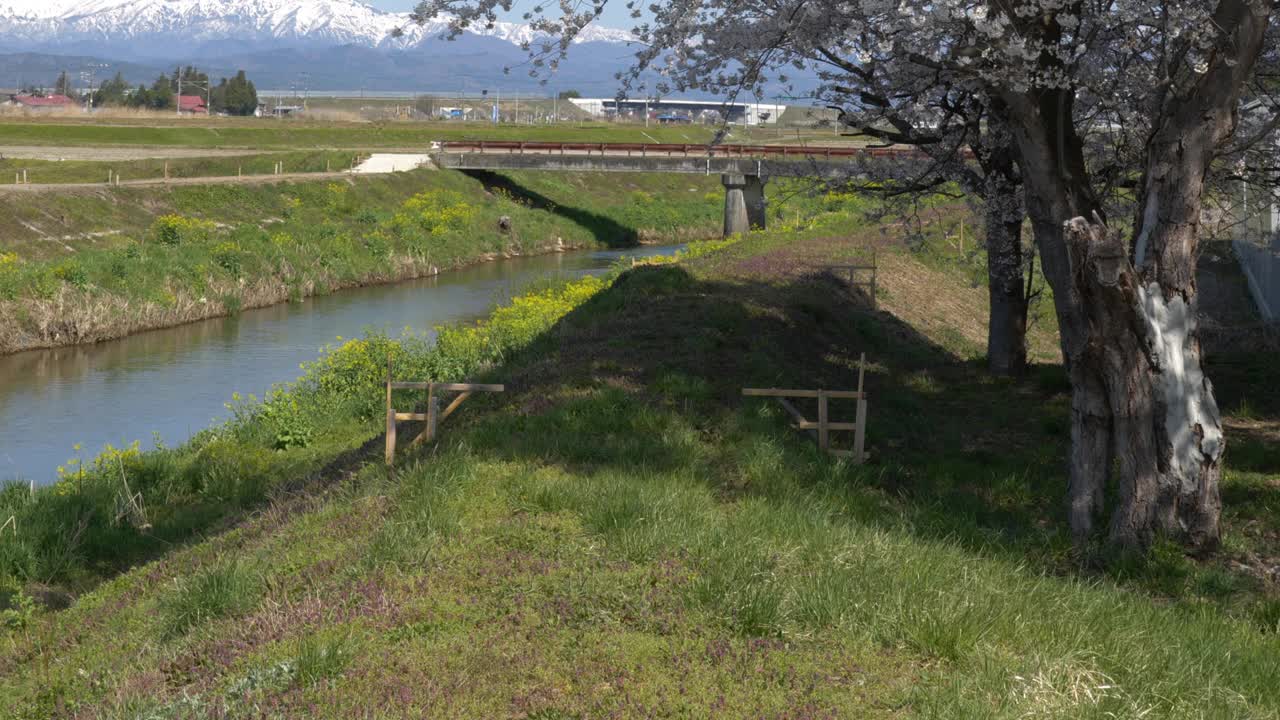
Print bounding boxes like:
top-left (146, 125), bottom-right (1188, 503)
top-left (0, 243), bottom-right (683, 485)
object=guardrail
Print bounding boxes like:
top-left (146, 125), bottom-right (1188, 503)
top-left (435, 140), bottom-right (967, 161)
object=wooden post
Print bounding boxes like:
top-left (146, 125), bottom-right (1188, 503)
top-left (426, 393), bottom-right (440, 442)
top-left (385, 358), bottom-right (396, 466)
top-left (870, 252), bottom-right (878, 310)
top-left (22, 169), bottom-right (27, 184)
top-left (817, 390), bottom-right (829, 451)
top-left (164, 161), bottom-right (169, 181)
top-left (853, 353), bottom-right (867, 462)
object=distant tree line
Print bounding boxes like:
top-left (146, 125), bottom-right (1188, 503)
top-left (42, 67), bottom-right (259, 115)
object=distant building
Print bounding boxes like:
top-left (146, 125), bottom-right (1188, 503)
top-left (568, 97), bottom-right (786, 125)
top-left (436, 106), bottom-right (477, 120)
top-left (177, 95), bottom-right (208, 114)
top-left (260, 103), bottom-right (304, 117)
top-left (7, 93), bottom-right (75, 110)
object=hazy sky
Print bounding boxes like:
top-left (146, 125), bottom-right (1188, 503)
top-left (367, 1), bottom-right (639, 29)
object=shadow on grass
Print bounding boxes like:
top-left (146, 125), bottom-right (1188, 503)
top-left (461, 262), bottom-right (1075, 560)
top-left (444, 260), bottom-right (1279, 610)
top-left (465, 170), bottom-right (640, 248)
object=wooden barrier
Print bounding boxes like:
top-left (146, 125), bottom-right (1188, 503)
top-left (384, 360), bottom-right (504, 466)
top-left (742, 353), bottom-right (869, 462)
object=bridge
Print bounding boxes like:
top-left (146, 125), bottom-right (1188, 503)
top-left (430, 141), bottom-right (935, 236)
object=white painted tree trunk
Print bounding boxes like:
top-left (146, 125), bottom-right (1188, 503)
top-left (1063, 217), bottom-right (1224, 550)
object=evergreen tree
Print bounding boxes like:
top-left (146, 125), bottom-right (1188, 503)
top-left (54, 71), bottom-right (77, 99)
top-left (96, 72), bottom-right (129, 106)
top-left (223, 71), bottom-right (258, 116)
top-left (126, 84), bottom-right (150, 108)
top-left (209, 78), bottom-right (229, 114)
top-left (148, 74), bottom-right (174, 110)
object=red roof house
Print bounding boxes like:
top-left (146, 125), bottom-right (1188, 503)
top-left (177, 95), bottom-right (208, 114)
top-left (9, 93), bottom-right (74, 109)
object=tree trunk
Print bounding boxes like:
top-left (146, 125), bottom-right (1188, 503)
top-left (992, 0), bottom-right (1270, 553)
top-left (1064, 218), bottom-right (1224, 551)
top-left (983, 143), bottom-right (1028, 376)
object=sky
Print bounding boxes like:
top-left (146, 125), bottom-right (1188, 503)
top-left (367, 0), bottom-right (639, 29)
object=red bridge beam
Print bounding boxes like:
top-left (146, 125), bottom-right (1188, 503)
top-left (435, 140), bottom-right (973, 161)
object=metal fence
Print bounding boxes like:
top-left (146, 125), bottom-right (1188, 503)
top-left (1234, 237), bottom-right (1280, 323)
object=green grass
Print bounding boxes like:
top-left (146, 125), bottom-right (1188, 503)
top-left (0, 150), bottom-right (354, 185)
top-left (158, 560), bottom-right (261, 638)
top-left (1, 194), bottom-right (1277, 717)
top-left (0, 168), bottom-right (723, 353)
top-left (0, 116), bottom-right (852, 151)
top-left (0, 120), bottom-right (727, 150)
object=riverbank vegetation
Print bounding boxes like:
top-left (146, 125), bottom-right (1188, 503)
top-left (0, 168), bottom-right (722, 354)
top-left (2, 189), bottom-right (1277, 717)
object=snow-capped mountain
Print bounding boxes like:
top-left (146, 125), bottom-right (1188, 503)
top-left (0, 0), bottom-right (633, 57)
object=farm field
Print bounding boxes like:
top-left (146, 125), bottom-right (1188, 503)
top-left (0, 117), bottom-right (852, 152)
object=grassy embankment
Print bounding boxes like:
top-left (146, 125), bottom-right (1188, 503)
top-left (2, 190), bottom-right (1278, 717)
top-left (0, 150), bottom-right (357, 185)
top-left (0, 121), bottom-right (725, 150)
top-left (0, 168), bottom-right (723, 354)
top-left (0, 118), bottom-right (848, 150)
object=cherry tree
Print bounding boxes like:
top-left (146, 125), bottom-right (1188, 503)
top-left (410, 0), bottom-right (1278, 551)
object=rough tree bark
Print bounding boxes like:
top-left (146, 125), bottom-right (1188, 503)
top-left (982, 142), bottom-right (1028, 376)
top-left (1062, 217), bottom-right (1224, 550)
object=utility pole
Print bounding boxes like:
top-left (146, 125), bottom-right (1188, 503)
top-left (79, 68), bottom-right (96, 112)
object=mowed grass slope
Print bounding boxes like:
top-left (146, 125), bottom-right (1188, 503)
top-left (2, 208), bottom-right (1278, 718)
top-left (0, 150), bottom-right (354, 186)
top-left (0, 117), bottom-right (849, 152)
top-left (0, 121), bottom-right (727, 151)
top-left (0, 168), bottom-right (722, 353)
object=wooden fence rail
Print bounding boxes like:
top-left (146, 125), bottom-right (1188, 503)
top-left (385, 360), bottom-right (504, 467)
top-left (822, 252), bottom-right (877, 309)
top-left (742, 353), bottom-right (869, 462)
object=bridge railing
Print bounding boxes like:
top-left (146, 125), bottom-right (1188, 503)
top-left (435, 140), bottom-right (965, 161)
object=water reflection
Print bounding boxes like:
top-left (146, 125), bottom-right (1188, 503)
top-left (0, 244), bottom-right (682, 484)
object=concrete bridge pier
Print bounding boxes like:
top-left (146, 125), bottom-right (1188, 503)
top-left (722, 174), bottom-right (766, 237)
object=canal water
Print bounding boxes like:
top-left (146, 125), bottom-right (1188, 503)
top-left (0, 243), bottom-right (683, 485)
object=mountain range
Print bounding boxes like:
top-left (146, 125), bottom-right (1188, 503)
top-left (0, 0), bottom-right (647, 93)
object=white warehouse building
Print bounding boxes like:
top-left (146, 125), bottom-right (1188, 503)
top-left (568, 97), bottom-right (786, 125)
